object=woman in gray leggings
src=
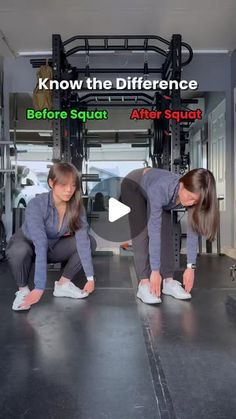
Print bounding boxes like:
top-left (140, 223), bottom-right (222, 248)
top-left (6, 162), bottom-right (96, 311)
top-left (121, 167), bottom-right (218, 304)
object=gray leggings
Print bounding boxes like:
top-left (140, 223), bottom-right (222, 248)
top-left (6, 228), bottom-right (96, 288)
top-left (121, 168), bottom-right (174, 281)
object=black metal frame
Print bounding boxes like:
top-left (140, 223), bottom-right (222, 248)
top-left (46, 34), bottom-right (193, 170)
top-left (161, 34), bottom-right (182, 173)
top-left (161, 34), bottom-right (183, 268)
top-left (52, 35), bottom-right (62, 161)
top-left (31, 34), bottom-right (192, 70)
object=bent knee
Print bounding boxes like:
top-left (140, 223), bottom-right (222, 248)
top-left (6, 242), bottom-right (33, 261)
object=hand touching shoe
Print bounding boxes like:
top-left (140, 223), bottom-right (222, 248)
top-left (150, 271), bottom-right (162, 297)
top-left (83, 280), bottom-right (95, 294)
top-left (20, 289), bottom-right (44, 308)
top-left (183, 268), bottom-right (195, 293)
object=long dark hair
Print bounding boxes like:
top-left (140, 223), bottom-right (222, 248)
top-left (179, 168), bottom-right (219, 241)
top-left (47, 162), bottom-right (83, 233)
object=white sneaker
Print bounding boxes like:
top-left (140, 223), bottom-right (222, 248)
top-left (12, 287), bottom-right (31, 311)
top-left (162, 279), bottom-right (191, 300)
top-left (137, 283), bottom-right (162, 305)
top-left (53, 281), bottom-right (89, 299)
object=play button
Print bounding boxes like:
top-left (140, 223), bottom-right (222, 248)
top-left (108, 198), bottom-right (131, 223)
top-left (87, 175), bottom-right (147, 243)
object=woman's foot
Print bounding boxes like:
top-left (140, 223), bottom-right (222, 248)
top-left (12, 287), bottom-right (31, 311)
top-left (137, 282), bottom-right (162, 305)
top-left (162, 278), bottom-right (191, 300)
top-left (53, 281), bottom-right (89, 299)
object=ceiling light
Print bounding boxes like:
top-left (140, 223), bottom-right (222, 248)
top-left (18, 50), bottom-right (116, 56)
top-left (18, 48), bottom-right (230, 57)
top-left (10, 129), bottom-right (52, 134)
top-left (38, 132), bottom-right (52, 137)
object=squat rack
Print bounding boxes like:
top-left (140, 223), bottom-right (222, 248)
top-left (31, 33), bottom-right (194, 173)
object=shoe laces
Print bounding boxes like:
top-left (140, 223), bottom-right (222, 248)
top-left (168, 280), bottom-right (182, 287)
top-left (59, 281), bottom-right (73, 288)
top-left (67, 282), bottom-right (79, 291)
top-left (15, 290), bottom-right (28, 296)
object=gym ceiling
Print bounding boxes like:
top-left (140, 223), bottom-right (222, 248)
top-left (0, 0), bottom-right (235, 56)
top-left (1, 0), bottom-right (235, 149)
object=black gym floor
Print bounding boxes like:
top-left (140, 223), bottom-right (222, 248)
top-left (1, 253), bottom-right (236, 419)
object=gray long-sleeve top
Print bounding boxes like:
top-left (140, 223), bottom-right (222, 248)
top-left (140, 168), bottom-right (199, 271)
top-left (21, 190), bottom-right (94, 290)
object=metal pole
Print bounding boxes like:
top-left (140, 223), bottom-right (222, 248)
top-left (217, 197), bottom-right (224, 255)
top-left (52, 34), bottom-right (63, 161)
top-left (170, 34), bottom-right (182, 268)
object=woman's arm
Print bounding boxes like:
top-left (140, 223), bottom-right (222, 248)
top-left (183, 211), bottom-right (199, 292)
top-left (75, 206), bottom-right (94, 280)
top-left (186, 212), bottom-right (199, 266)
top-left (22, 197), bottom-right (48, 291)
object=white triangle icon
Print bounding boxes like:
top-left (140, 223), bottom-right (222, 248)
top-left (108, 198), bottom-right (131, 223)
